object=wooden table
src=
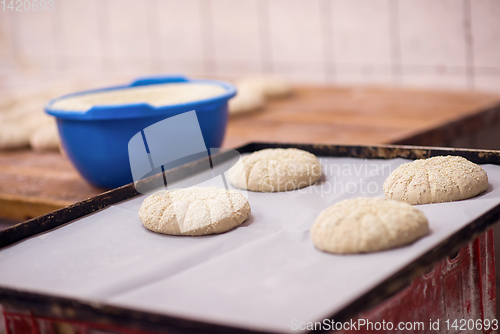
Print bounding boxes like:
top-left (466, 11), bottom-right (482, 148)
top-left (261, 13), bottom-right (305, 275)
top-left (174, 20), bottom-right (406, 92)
top-left (225, 86), bottom-right (500, 147)
top-left (1, 86), bottom-right (500, 221)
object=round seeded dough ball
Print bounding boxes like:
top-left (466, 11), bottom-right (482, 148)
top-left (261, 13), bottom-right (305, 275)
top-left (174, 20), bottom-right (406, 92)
top-left (311, 197), bottom-right (429, 254)
top-left (139, 187), bottom-right (251, 236)
top-left (228, 148), bottom-right (322, 192)
top-left (384, 156), bottom-right (488, 205)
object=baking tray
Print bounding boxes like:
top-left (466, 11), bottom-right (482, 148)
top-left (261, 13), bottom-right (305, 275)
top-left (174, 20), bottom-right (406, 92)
top-left (1, 142), bottom-right (500, 334)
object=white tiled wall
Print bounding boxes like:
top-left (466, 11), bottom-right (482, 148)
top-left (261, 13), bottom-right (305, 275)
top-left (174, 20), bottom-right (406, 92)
top-left (0, 0), bottom-right (499, 92)
top-left (398, 0), bottom-right (470, 89)
top-left (211, 0), bottom-right (262, 76)
top-left (56, 0), bottom-right (102, 73)
top-left (158, 0), bottom-right (206, 74)
top-left (330, 0), bottom-right (394, 85)
top-left (268, 0), bottom-right (327, 83)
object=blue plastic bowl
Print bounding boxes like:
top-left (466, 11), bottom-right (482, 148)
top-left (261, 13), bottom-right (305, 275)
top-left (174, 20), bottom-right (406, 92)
top-left (45, 75), bottom-right (236, 189)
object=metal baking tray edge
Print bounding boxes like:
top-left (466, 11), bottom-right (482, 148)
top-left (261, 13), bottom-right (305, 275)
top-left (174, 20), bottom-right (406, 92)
top-left (1, 142), bottom-right (500, 334)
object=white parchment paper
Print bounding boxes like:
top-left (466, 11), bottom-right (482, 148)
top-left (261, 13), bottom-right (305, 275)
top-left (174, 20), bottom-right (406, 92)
top-left (0, 157), bottom-right (499, 333)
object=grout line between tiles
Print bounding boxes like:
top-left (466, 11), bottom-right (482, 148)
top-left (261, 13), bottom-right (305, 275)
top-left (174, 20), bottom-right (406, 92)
top-left (463, 0), bottom-right (475, 90)
top-left (199, 0), bottom-right (216, 76)
top-left (6, 10), bottom-right (18, 67)
top-left (256, 0), bottom-right (273, 73)
top-left (51, 0), bottom-right (66, 73)
top-left (146, 0), bottom-right (161, 73)
top-left (320, 0), bottom-right (335, 83)
top-left (474, 67), bottom-right (500, 76)
top-left (95, 0), bottom-right (110, 74)
top-left (389, 0), bottom-right (402, 86)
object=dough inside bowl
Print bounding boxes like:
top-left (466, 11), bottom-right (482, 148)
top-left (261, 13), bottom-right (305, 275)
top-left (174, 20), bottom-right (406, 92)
top-left (51, 83), bottom-right (227, 111)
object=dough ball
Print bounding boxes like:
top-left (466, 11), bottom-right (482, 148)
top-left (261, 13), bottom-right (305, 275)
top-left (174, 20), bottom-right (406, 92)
top-left (229, 85), bottom-right (265, 115)
top-left (0, 112), bottom-right (53, 150)
top-left (228, 148), bottom-right (322, 192)
top-left (139, 187), bottom-right (251, 236)
top-left (311, 197), bottom-right (429, 254)
top-left (384, 156), bottom-right (488, 205)
top-left (236, 75), bottom-right (292, 99)
top-left (30, 119), bottom-right (60, 152)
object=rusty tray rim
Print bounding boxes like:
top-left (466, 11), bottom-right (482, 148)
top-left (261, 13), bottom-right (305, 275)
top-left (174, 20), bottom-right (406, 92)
top-left (1, 142), bottom-right (500, 334)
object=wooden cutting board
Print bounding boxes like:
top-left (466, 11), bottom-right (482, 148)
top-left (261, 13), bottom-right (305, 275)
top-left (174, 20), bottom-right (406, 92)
top-left (1, 86), bottom-right (500, 221)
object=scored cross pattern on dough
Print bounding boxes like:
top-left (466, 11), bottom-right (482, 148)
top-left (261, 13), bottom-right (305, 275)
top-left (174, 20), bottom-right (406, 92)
top-left (139, 187), bottom-right (251, 236)
top-left (311, 197), bottom-right (429, 254)
top-left (228, 148), bottom-right (322, 192)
